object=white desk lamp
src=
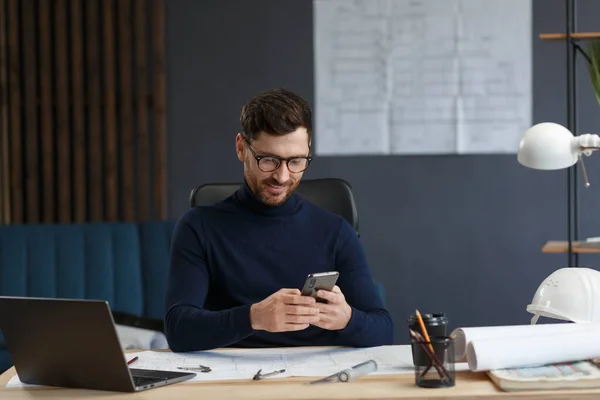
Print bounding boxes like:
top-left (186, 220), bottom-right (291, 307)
top-left (518, 122), bottom-right (600, 186)
top-left (518, 122), bottom-right (600, 324)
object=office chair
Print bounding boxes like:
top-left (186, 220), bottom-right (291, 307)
top-left (189, 179), bottom-right (385, 304)
top-left (189, 178), bottom-right (360, 235)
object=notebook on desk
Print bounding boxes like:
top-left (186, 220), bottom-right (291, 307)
top-left (0, 296), bottom-right (196, 392)
top-left (487, 360), bottom-right (600, 392)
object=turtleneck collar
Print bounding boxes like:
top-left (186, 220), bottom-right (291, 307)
top-left (234, 180), bottom-right (300, 216)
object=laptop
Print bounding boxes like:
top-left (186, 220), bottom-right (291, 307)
top-left (0, 296), bottom-right (196, 392)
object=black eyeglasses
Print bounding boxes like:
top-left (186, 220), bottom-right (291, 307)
top-left (243, 137), bottom-right (312, 173)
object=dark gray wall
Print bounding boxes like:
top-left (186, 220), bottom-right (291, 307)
top-left (165, 0), bottom-right (600, 344)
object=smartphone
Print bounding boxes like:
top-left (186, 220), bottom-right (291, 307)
top-left (301, 271), bottom-right (340, 302)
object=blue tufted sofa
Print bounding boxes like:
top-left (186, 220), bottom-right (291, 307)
top-left (0, 220), bottom-right (177, 374)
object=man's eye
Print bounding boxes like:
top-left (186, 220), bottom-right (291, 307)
top-left (262, 158), bottom-right (279, 166)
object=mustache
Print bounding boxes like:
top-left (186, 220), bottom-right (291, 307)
top-left (262, 179), bottom-right (292, 187)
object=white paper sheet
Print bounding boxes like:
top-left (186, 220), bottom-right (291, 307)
top-left (117, 346), bottom-right (420, 382)
top-left (313, 0), bottom-right (532, 155)
top-left (5, 345), bottom-right (470, 387)
top-left (455, 0), bottom-right (532, 153)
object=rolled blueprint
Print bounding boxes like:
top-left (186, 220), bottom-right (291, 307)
top-left (466, 330), bottom-right (600, 371)
top-left (451, 322), bottom-right (600, 360)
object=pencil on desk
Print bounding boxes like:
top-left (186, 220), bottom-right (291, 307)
top-left (127, 356), bottom-right (138, 366)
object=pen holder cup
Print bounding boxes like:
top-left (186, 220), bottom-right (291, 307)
top-left (407, 313), bottom-right (448, 364)
top-left (407, 313), bottom-right (448, 340)
top-left (411, 336), bottom-right (455, 388)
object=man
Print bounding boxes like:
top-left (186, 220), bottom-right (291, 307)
top-left (164, 88), bottom-right (393, 352)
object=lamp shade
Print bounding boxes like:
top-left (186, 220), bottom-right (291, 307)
top-left (517, 122), bottom-right (578, 170)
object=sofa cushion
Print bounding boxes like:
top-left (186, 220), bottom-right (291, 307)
top-left (138, 220), bottom-right (177, 321)
top-left (0, 223), bottom-right (144, 343)
top-left (0, 223), bottom-right (144, 312)
top-left (0, 349), bottom-right (11, 375)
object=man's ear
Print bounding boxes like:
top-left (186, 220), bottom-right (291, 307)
top-left (235, 133), bottom-right (245, 162)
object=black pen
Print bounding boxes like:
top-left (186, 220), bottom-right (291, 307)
top-left (253, 368), bottom-right (286, 380)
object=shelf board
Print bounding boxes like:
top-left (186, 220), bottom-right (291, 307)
top-left (543, 241), bottom-right (600, 253)
top-left (539, 32), bottom-right (600, 41)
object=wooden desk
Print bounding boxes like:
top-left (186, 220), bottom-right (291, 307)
top-left (3, 364), bottom-right (600, 399)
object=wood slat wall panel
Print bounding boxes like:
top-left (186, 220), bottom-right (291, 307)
top-left (7, 0), bottom-right (23, 224)
top-left (85, 0), bottom-right (104, 222)
top-left (103, 0), bottom-right (118, 221)
top-left (0, 0), bottom-right (166, 224)
top-left (0, 0), bottom-right (9, 224)
top-left (55, 0), bottom-right (71, 223)
top-left (153, 0), bottom-right (167, 220)
top-left (22, 0), bottom-right (39, 223)
top-left (39, 0), bottom-right (55, 223)
top-left (119, 0), bottom-right (136, 221)
top-left (71, 0), bottom-right (86, 223)
top-left (135, 0), bottom-right (150, 222)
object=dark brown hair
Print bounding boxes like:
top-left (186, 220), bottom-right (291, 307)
top-left (240, 88), bottom-right (312, 142)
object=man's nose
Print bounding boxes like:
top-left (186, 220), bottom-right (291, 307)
top-left (272, 163), bottom-right (290, 184)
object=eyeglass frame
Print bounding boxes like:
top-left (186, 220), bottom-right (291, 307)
top-left (242, 135), bottom-right (313, 173)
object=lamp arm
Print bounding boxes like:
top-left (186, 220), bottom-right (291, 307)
top-left (573, 134), bottom-right (600, 188)
top-left (576, 134), bottom-right (600, 156)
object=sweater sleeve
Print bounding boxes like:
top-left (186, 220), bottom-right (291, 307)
top-left (164, 209), bottom-right (255, 352)
top-left (333, 221), bottom-right (394, 347)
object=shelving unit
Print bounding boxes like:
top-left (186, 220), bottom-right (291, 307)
top-left (539, 32), bottom-right (600, 40)
top-left (539, 26), bottom-right (598, 256)
top-left (537, 0), bottom-right (600, 264)
top-left (542, 241), bottom-right (600, 253)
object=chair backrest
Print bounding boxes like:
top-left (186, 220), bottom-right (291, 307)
top-left (189, 179), bottom-right (384, 304)
top-left (189, 178), bottom-right (359, 234)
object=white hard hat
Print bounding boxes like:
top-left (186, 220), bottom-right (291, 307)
top-left (526, 267), bottom-right (600, 324)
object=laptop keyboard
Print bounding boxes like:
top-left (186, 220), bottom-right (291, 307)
top-left (133, 375), bottom-right (165, 387)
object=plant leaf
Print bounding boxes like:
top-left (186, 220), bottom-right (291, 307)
top-left (587, 39), bottom-right (600, 107)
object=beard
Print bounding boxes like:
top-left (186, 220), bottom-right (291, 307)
top-left (247, 175), bottom-right (300, 206)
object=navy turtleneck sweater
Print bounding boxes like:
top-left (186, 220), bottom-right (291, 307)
top-left (164, 181), bottom-right (393, 351)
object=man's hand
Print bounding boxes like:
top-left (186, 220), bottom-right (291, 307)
top-left (250, 289), bottom-right (320, 332)
top-left (312, 286), bottom-right (352, 331)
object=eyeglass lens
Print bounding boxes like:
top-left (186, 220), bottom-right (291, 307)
top-left (259, 157), bottom-right (308, 173)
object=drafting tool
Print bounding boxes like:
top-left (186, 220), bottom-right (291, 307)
top-left (177, 365), bottom-right (212, 373)
top-left (253, 368), bottom-right (286, 380)
top-left (307, 360), bottom-right (378, 384)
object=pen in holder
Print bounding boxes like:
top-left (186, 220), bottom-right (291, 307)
top-left (407, 312), bottom-right (448, 363)
top-left (409, 329), bottom-right (455, 388)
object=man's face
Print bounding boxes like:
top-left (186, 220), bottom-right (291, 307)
top-left (236, 128), bottom-right (310, 206)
